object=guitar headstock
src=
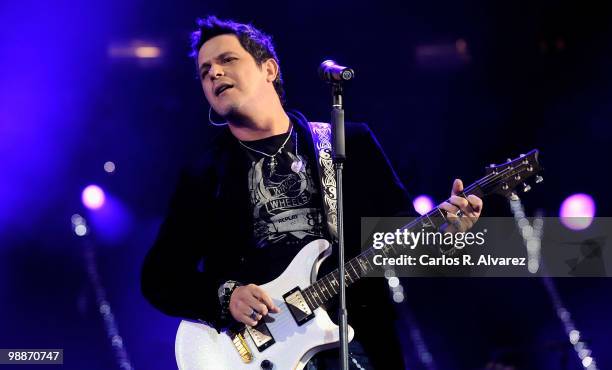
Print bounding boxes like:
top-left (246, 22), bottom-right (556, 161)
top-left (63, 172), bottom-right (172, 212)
top-left (481, 149), bottom-right (542, 200)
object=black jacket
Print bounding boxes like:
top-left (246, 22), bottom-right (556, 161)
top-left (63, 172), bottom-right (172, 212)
top-left (141, 111), bottom-right (413, 369)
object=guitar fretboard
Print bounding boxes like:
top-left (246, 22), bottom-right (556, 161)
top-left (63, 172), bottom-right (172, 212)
top-left (299, 149), bottom-right (540, 310)
top-left (301, 190), bottom-right (481, 310)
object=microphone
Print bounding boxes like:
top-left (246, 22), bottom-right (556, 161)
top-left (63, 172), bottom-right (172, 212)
top-left (318, 60), bottom-right (355, 82)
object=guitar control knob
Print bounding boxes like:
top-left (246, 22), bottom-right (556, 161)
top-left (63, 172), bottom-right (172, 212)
top-left (510, 192), bottom-right (519, 201)
top-left (523, 183), bottom-right (531, 192)
top-left (261, 359), bottom-right (273, 369)
top-left (535, 175), bottom-right (543, 183)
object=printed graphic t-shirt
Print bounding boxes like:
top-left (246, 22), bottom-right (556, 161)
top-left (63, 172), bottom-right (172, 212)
top-left (242, 130), bottom-right (327, 258)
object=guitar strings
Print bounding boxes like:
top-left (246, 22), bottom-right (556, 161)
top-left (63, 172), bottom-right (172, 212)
top-left (272, 159), bottom-right (537, 327)
top-left (305, 160), bottom-right (536, 306)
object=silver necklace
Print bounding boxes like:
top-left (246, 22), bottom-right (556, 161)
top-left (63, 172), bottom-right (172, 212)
top-left (239, 124), bottom-right (304, 174)
top-left (290, 130), bottom-right (305, 173)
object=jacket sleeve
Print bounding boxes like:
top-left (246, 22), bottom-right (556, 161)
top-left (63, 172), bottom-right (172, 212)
top-left (140, 168), bottom-right (228, 329)
top-left (346, 122), bottom-right (413, 369)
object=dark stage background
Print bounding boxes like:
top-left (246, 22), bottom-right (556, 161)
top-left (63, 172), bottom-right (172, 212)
top-left (1, 0), bottom-right (611, 369)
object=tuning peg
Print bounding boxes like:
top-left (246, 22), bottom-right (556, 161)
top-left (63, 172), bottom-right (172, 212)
top-left (523, 183), bottom-right (531, 192)
top-left (535, 175), bottom-right (543, 183)
top-left (519, 153), bottom-right (525, 158)
top-left (507, 158), bottom-right (512, 163)
top-left (510, 192), bottom-right (519, 201)
top-left (489, 163), bottom-right (496, 168)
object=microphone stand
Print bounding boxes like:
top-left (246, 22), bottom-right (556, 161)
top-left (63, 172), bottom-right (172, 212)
top-left (330, 82), bottom-right (349, 370)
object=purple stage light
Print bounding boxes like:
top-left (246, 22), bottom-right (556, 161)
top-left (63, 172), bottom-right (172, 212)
top-left (104, 161), bottom-right (116, 173)
top-left (413, 195), bottom-right (435, 215)
top-left (82, 185), bottom-right (106, 210)
top-left (559, 193), bottom-right (596, 231)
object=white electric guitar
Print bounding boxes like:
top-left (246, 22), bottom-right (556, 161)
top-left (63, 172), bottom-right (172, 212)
top-left (175, 150), bottom-right (542, 369)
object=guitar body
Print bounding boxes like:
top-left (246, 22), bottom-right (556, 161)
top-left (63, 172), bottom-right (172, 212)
top-left (175, 239), bottom-right (354, 370)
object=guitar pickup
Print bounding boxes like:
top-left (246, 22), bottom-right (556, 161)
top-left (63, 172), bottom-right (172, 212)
top-left (283, 287), bottom-right (315, 326)
top-left (246, 320), bottom-right (275, 352)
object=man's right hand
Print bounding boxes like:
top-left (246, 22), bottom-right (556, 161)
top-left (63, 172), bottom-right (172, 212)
top-left (229, 284), bottom-right (281, 326)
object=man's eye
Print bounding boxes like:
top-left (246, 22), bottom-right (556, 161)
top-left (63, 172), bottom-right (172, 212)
top-left (223, 57), bottom-right (236, 63)
top-left (201, 69), bottom-right (210, 78)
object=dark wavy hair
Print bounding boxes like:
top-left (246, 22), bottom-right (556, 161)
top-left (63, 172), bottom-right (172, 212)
top-left (191, 16), bottom-right (285, 105)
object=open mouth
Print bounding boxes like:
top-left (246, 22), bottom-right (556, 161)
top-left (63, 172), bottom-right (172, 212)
top-left (214, 84), bottom-right (234, 96)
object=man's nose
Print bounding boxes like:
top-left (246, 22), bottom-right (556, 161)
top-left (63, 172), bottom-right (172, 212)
top-left (209, 64), bottom-right (224, 79)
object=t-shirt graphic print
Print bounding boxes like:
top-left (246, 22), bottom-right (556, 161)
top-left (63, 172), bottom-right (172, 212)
top-left (247, 150), bottom-right (325, 249)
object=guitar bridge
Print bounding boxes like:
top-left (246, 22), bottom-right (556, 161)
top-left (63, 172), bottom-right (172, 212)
top-left (229, 331), bottom-right (253, 363)
top-left (283, 287), bottom-right (315, 326)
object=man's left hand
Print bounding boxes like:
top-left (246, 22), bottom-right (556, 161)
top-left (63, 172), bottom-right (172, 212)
top-left (438, 179), bottom-right (483, 233)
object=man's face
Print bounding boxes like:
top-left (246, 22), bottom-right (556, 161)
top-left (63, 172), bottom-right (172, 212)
top-left (198, 34), bottom-right (272, 118)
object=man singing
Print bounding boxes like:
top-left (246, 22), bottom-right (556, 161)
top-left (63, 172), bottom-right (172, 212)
top-left (141, 15), bottom-right (483, 369)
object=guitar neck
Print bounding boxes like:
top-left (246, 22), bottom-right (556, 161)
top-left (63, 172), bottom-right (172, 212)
top-left (301, 184), bottom-right (485, 309)
top-left (300, 149), bottom-right (541, 310)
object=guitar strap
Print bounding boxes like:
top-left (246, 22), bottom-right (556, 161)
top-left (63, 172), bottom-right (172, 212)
top-left (307, 121), bottom-right (338, 242)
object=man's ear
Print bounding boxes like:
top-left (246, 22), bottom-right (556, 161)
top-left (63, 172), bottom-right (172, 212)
top-left (264, 58), bottom-right (279, 83)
